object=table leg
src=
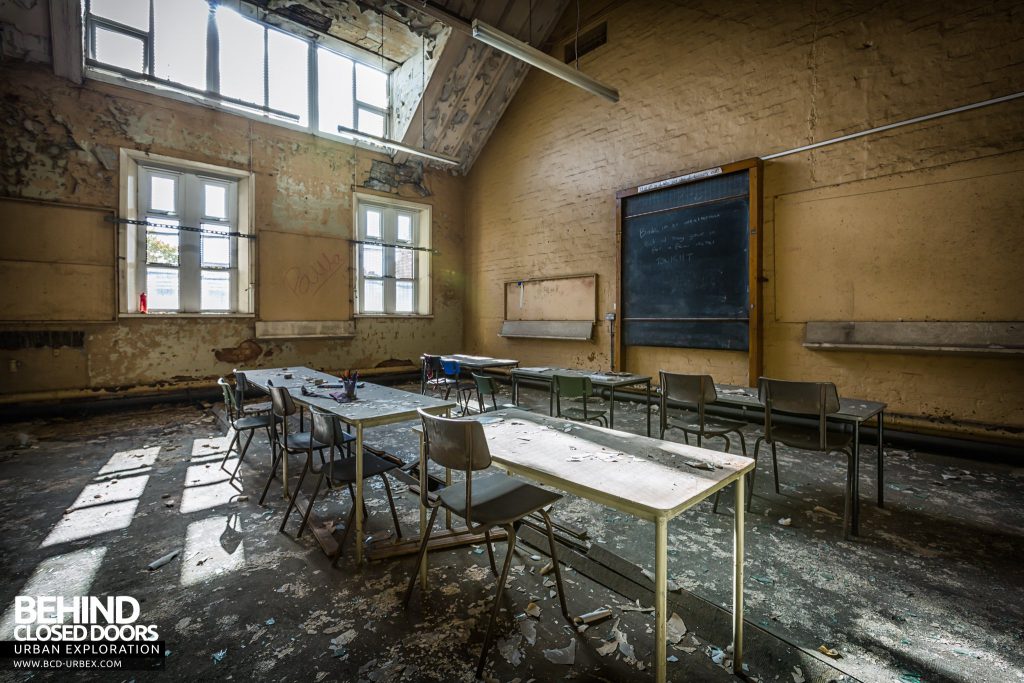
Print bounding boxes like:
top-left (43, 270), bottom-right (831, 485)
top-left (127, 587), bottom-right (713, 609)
top-left (354, 426), bottom-right (364, 564)
top-left (654, 516), bottom-right (668, 683)
top-left (420, 361), bottom-right (426, 395)
top-left (609, 386), bottom-right (617, 429)
top-left (548, 381), bottom-right (554, 416)
top-left (852, 422), bottom-right (861, 536)
top-left (646, 381), bottom-right (652, 437)
top-left (418, 429), bottom-right (428, 590)
top-left (732, 473), bottom-right (745, 675)
top-left (512, 374), bottom-right (519, 406)
top-left (877, 411), bottom-right (885, 508)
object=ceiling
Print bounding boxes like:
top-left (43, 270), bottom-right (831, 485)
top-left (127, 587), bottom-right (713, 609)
top-left (257, 0), bottom-right (572, 172)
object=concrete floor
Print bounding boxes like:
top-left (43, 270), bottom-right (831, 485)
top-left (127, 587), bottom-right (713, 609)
top-left (0, 382), bottom-right (1021, 682)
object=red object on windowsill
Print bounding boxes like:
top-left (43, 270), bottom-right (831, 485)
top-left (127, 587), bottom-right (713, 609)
top-left (139, 292), bottom-right (148, 314)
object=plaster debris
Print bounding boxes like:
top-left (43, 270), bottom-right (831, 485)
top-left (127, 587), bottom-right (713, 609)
top-left (666, 613), bottom-right (687, 643)
top-left (525, 602), bottom-right (541, 618)
top-left (792, 665), bottom-right (806, 682)
top-left (818, 644), bottom-right (840, 658)
top-left (778, 517), bottom-right (792, 526)
top-left (496, 633), bottom-right (523, 665)
top-left (211, 648), bottom-right (227, 663)
top-left (542, 639), bottom-right (575, 665)
top-left (147, 549), bottom-right (180, 570)
top-left (518, 619), bottom-right (537, 645)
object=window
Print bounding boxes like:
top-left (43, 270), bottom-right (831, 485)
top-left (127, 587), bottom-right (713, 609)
top-left (119, 150), bottom-right (255, 315)
top-left (355, 194), bottom-right (431, 316)
top-left (85, 1), bottom-right (388, 138)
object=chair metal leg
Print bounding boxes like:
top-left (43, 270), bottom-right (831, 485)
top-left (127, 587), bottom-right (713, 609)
top-left (381, 474), bottom-right (403, 539)
top-left (279, 455), bottom-right (311, 532)
top-left (749, 437), bottom-right (764, 510)
top-left (229, 429), bottom-right (256, 485)
top-left (476, 523), bottom-right (518, 680)
top-left (332, 503), bottom-right (358, 567)
top-left (483, 529), bottom-right (498, 576)
top-left (541, 510), bottom-right (571, 621)
top-left (403, 505), bottom-right (440, 606)
top-left (297, 469), bottom-right (326, 538)
top-left (259, 443), bottom-right (284, 505)
top-left (843, 449), bottom-right (854, 540)
top-left (721, 434), bottom-right (731, 452)
top-left (220, 429), bottom-right (240, 470)
top-left (771, 442), bottom-right (781, 493)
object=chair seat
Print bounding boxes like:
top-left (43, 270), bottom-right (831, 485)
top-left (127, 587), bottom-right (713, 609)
top-left (233, 413), bottom-right (278, 430)
top-left (324, 450), bottom-right (400, 483)
top-left (439, 472), bottom-right (561, 527)
top-left (770, 425), bottom-right (852, 452)
top-left (666, 415), bottom-right (746, 436)
top-left (242, 401), bottom-right (272, 414)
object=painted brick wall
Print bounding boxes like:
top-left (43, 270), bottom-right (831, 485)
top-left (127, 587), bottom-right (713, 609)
top-left (465, 0), bottom-right (1024, 440)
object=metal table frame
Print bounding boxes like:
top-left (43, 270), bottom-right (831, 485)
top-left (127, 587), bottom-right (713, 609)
top-left (510, 367), bottom-right (653, 436)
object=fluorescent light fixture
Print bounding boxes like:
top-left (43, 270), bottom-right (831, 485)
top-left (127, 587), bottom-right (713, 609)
top-left (336, 125), bottom-right (460, 166)
top-left (471, 19), bottom-right (619, 103)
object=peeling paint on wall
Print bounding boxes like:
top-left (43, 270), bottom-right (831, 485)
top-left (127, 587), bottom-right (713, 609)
top-left (213, 340), bottom-right (265, 364)
top-left (362, 158), bottom-right (431, 196)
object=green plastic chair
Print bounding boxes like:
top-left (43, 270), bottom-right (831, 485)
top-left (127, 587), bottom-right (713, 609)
top-left (471, 373), bottom-right (520, 413)
top-left (552, 374), bottom-right (608, 426)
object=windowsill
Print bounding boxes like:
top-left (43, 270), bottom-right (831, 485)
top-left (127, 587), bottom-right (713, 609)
top-left (119, 313), bottom-right (256, 319)
top-left (355, 313), bottom-right (433, 319)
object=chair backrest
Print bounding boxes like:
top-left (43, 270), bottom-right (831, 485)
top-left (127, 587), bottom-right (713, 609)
top-left (659, 371), bottom-right (717, 429)
top-left (268, 385), bottom-right (297, 418)
top-left (233, 370), bottom-right (250, 405)
top-left (473, 373), bottom-right (496, 411)
top-left (423, 355), bottom-right (444, 381)
top-left (418, 409), bottom-right (492, 525)
top-left (218, 377), bottom-right (240, 421)
top-left (758, 377), bottom-right (840, 450)
top-left (309, 408), bottom-right (339, 449)
top-left (553, 374), bottom-right (591, 398)
top-left (440, 358), bottom-right (460, 378)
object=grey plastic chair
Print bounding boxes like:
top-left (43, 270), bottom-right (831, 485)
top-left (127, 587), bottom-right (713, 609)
top-left (552, 374), bottom-right (608, 426)
top-left (403, 410), bottom-right (571, 678)
top-left (659, 371), bottom-right (750, 512)
top-left (754, 377), bottom-right (855, 536)
top-left (217, 377), bottom-right (278, 486)
top-left (233, 370), bottom-right (272, 415)
top-left (471, 373), bottom-right (519, 413)
top-left (421, 355), bottom-right (455, 396)
top-left (259, 385), bottom-right (335, 505)
top-left (279, 408), bottom-right (401, 556)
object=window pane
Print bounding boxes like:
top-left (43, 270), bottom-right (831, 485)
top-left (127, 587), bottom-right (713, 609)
top-left (395, 281), bottom-right (414, 313)
top-left (268, 28), bottom-right (309, 125)
top-left (396, 214), bottom-right (412, 242)
top-left (357, 108), bottom-right (385, 137)
top-left (147, 267), bottom-right (179, 310)
top-left (149, 175), bottom-right (176, 212)
top-left (362, 245), bottom-right (383, 277)
top-left (317, 48), bottom-right (353, 135)
top-left (363, 279), bottom-right (383, 313)
top-left (147, 228), bottom-right (179, 265)
top-left (90, 0), bottom-right (150, 31)
top-left (202, 236), bottom-right (230, 267)
top-left (154, 0), bottom-right (208, 90)
top-left (365, 209), bottom-right (381, 239)
top-left (395, 247), bottom-right (414, 279)
top-left (204, 184), bottom-right (227, 219)
top-left (93, 26), bottom-right (145, 72)
top-left (216, 8), bottom-right (265, 106)
top-left (355, 63), bottom-right (388, 109)
top-left (201, 271), bottom-right (231, 310)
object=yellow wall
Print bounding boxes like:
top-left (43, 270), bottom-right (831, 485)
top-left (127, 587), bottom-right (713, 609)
top-left (0, 63), bottom-right (465, 402)
top-left (465, 0), bottom-right (1024, 441)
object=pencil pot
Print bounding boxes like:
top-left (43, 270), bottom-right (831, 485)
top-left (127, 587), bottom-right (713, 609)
top-left (343, 378), bottom-right (357, 400)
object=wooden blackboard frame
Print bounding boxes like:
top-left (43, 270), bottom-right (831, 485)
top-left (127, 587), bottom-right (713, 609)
top-left (615, 158), bottom-right (763, 386)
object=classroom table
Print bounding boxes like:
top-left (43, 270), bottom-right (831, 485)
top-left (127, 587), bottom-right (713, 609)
top-left (419, 353), bottom-right (519, 394)
top-left (510, 367), bottom-right (653, 435)
top-left (418, 408), bottom-right (754, 683)
top-left (239, 367), bottom-right (457, 564)
top-left (711, 383), bottom-right (886, 536)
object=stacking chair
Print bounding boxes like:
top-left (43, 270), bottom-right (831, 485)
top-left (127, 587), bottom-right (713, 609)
top-left (754, 377), bottom-right (854, 535)
top-left (471, 373), bottom-right (519, 413)
top-left (440, 358), bottom-right (475, 412)
top-left (258, 385), bottom-right (349, 504)
top-left (279, 408), bottom-right (402, 555)
top-left (552, 374), bottom-right (608, 426)
top-left (217, 377), bottom-right (278, 485)
top-left (659, 371), bottom-right (749, 512)
top-left (421, 355), bottom-right (454, 397)
top-left (233, 370), bottom-right (271, 415)
top-left (404, 410), bottom-right (571, 678)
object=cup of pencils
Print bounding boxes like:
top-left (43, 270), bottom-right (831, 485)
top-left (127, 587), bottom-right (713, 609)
top-left (341, 370), bottom-right (358, 400)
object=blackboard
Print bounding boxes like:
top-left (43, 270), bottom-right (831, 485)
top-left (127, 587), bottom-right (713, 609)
top-left (619, 167), bottom-right (753, 351)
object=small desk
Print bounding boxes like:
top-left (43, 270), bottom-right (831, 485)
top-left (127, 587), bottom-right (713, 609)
top-left (442, 409), bottom-right (754, 683)
top-left (240, 367), bottom-right (456, 564)
top-left (712, 383), bottom-right (886, 535)
top-left (510, 367), bottom-right (653, 435)
top-left (420, 354), bottom-right (519, 393)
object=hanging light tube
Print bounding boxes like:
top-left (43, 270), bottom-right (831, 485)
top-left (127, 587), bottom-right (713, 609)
top-left (336, 125), bottom-right (460, 166)
top-left (471, 19), bottom-right (619, 103)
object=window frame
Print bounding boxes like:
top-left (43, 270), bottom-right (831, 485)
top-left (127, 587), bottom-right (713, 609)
top-left (84, 0), bottom-right (391, 142)
top-left (118, 149), bottom-right (255, 317)
top-left (353, 193), bottom-right (431, 317)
